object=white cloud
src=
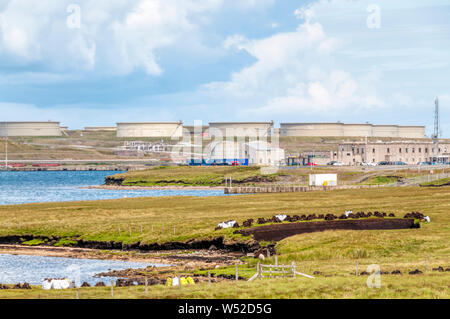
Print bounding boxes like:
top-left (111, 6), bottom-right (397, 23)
top-left (0, 0), bottom-right (249, 75)
top-left (201, 19), bottom-right (385, 117)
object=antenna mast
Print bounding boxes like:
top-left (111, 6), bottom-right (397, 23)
top-left (432, 97), bottom-right (440, 141)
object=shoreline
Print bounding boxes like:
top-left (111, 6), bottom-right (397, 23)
top-left (0, 244), bottom-right (242, 269)
top-left (83, 185), bottom-right (225, 190)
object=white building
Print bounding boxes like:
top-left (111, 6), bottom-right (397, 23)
top-left (245, 141), bottom-right (285, 166)
top-left (206, 140), bottom-right (285, 166)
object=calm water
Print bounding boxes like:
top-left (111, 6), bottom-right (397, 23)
top-left (0, 254), bottom-right (166, 285)
top-left (0, 171), bottom-right (228, 205)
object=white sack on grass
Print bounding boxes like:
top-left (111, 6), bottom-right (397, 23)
top-left (275, 214), bottom-right (287, 221)
top-left (217, 220), bottom-right (237, 229)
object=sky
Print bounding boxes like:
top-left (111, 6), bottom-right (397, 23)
top-left (0, 0), bottom-right (449, 136)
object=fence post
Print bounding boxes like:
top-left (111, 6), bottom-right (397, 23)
top-left (208, 271), bottom-right (211, 285)
top-left (145, 277), bottom-right (148, 296)
top-left (257, 262), bottom-right (261, 280)
top-left (140, 225), bottom-right (143, 235)
top-left (292, 262), bottom-right (296, 278)
top-left (111, 280), bottom-right (114, 299)
top-left (235, 265), bottom-right (238, 282)
top-left (76, 287), bottom-right (79, 299)
top-left (356, 261), bottom-right (359, 276)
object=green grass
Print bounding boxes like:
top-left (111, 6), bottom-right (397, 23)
top-left (21, 239), bottom-right (45, 246)
top-left (420, 177), bottom-right (450, 187)
top-left (0, 274), bottom-right (448, 299)
top-left (106, 166), bottom-right (279, 186)
top-left (361, 176), bottom-right (400, 185)
top-left (0, 186), bottom-right (448, 298)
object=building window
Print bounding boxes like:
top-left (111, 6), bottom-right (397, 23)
top-left (387, 148), bottom-right (390, 153)
top-left (399, 148), bottom-right (402, 153)
top-left (412, 148), bottom-right (415, 153)
top-left (372, 148), bottom-right (375, 153)
top-left (406, 148), bottom-right (408, 153)
top-left (419, 148), bottom-right (421, 153)
top-left (425, 148), bottom-right (428, 153)
top-left (362, 149), bottom-right (364, 154)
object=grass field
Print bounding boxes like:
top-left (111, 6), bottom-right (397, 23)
top-left (104, 165), bottom-right (449, 187)
top-left (0, 186), bottom-right (448, 298)
top-left (0, 274), bottom-right (448, 299)
top-left (420, 177), bottom-right (450, 187)
top-left (106, 165), bottom-right (277, 187)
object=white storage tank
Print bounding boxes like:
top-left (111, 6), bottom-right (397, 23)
top-left (116, 122), bottom-right (183, 138)
top-left (0, 122), bottom-right (61, 136)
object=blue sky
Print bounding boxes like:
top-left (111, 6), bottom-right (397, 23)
top-left (0, 0), bottom-right (448, 136)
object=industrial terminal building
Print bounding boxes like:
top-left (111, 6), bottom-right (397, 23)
top-left (280, 123), bottom-right (425, 138)
top-left (0, 121), bottom-right (61, 136)
top-left (116, 122), bottom-right (183, 138)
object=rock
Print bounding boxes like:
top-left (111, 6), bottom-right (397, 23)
top-left (95, 282), bottom-right (106, 287)
top-left (409, 269), bottom-right (423, 275)
top-left (258, 254), bottom-right (265, 261)
top-left (81, 282), bottom-right (91, 287)
top-left (21, 282), bottom-right (31, 289)
top-left (391, 270), bottom-right (401, 275)
top-left (432, 266), bottom-right (444, 272)
top-left (208, 245), bottom-right (217, 251)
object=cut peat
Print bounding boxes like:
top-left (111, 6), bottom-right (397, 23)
top-left (235, 218), bottom-right (418, 241)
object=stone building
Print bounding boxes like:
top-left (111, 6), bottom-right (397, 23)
top-left (333, 142), bottom-right (449, 165)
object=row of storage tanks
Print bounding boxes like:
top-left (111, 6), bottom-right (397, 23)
top-left (116, 122), bottom-right (426, 139)
top-left (0, 121), bottom-right (426, 138)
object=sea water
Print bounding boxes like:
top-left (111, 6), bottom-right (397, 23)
top-left (0, 171), bottom-right (229, 205)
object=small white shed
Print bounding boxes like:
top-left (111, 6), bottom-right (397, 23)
top-left (309, 174), bottom-right (338, 186)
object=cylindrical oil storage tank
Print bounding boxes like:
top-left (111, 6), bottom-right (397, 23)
top-left (0, 122), bottom-right (61, 136)
top-left (397, 126), bottom-right (425, 138)
top-left (372, 125), bottom-right (399, 137)
top-left (342, 124), bottom-right (373, 137)
top-left (280, 123), bottom-right (344, 136)
top-left (208, 122), bottom-right (274, 138)
top-left (116, 122), bottom-right (183, 138)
